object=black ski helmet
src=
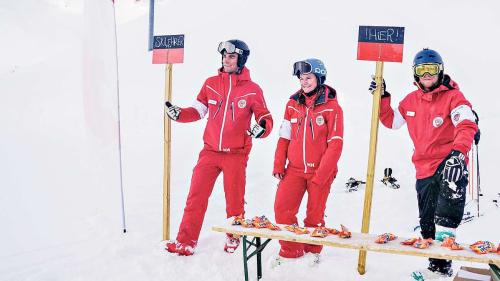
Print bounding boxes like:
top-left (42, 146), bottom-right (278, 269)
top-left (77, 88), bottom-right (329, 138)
top-left (217, 39), bottom-right (250, 68)
top-left (413, 48), bottom-right (444, 84)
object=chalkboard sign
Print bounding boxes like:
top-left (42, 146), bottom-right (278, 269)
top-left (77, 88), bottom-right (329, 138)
top-left (357, 26), bottom-right (405, 62)
top-left (153, 34), bottom-right (184, 64)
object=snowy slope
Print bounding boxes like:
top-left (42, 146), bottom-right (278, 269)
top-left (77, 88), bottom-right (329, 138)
top-left (1, 0), bottom-right (499, 280)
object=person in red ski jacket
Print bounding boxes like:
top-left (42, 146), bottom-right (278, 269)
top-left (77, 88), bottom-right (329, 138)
top-left (164, 39), bottom-right (273, 256)
top-left (370, 48), bottom-right (478, 278)
top-left (272, 58), bottom-right (343, 264)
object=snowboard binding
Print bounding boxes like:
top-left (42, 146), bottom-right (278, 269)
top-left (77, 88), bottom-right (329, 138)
top-left (345, 177), bottom-right (366, 192)
top-left (381, 168), bottom-right (400, 189)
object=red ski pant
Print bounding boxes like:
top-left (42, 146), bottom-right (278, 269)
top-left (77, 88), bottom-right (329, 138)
top-left (176, 149), bottom-right (248, 247)
top-left (274, 170), bottom-right (333, 258)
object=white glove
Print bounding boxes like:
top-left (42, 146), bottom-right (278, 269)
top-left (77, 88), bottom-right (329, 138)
top-left (247, 121), bottom-right (266, 138)
top-left (165, 101), bottom-right (181, 121)
top-left (442, 150), bottom-right (466, 182)
top-left (368, 75), bottom-right (390, 97)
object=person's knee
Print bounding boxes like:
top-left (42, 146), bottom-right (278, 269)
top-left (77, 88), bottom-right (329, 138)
top-left (435, 215), bottom-right (461, 228)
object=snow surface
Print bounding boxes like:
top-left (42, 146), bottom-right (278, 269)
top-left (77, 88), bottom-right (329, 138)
top-left (1, 0), bottom-right (499, 280)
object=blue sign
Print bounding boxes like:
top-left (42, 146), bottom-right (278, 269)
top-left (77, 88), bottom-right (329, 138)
top-left (358, 26), bottom-right (405, 44)
top-left (153, 35), bottom-right (185, 49)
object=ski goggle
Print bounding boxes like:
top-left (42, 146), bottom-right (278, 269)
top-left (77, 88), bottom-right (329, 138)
top-left (413, 63), bottom-right (442, 77)
top-left (217, 41), bottom-right (244, 55)
top-left (292, 61), bottom-right (313, 76)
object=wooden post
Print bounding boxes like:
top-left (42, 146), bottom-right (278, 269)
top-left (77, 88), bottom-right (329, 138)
top-left (357, 61), bottom-right (384, 274)
top-left (163, 63), bottom-right (173, 241)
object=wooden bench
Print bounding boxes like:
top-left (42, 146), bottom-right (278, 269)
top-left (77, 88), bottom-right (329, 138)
top-left (213, 224), bottom-right (500, 281)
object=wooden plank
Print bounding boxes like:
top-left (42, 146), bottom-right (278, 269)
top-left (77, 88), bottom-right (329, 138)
top-left (212, 224), bottom-right (500, 265)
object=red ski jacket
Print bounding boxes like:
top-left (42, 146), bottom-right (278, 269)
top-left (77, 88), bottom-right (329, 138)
top-left (176, 67), bottom-right (273, 153)
top-left (379, 75), bottom-right (478, 179)
top-left (273, 85), bottom-right (343, 186)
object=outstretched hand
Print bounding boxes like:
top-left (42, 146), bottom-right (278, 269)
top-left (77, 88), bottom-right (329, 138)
top-left (165, 101), bottom-right (181, 121)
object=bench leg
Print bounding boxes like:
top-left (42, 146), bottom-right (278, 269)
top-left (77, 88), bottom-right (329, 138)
top-left (256, 237), bottom-right (262, 280)
top-left (241, 236), bottom-right (272, 281)
top-left (242, 236), bottom-right (249, 281)
top-left (490, 264), bottom-right (500, 280)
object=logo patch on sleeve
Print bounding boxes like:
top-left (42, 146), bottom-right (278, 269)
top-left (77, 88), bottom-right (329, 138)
top-left (208, 99), bottom-right (217, 105)
top-left (406, 111), bottom-right (415, 117)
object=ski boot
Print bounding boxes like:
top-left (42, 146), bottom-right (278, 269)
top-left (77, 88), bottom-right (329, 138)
top-left (165, 240), bottom-right (195, 256)
top-left (435, 225), bottom-right (456, 242)
top-left (307, 253), bottom-right (321, 267)
top-left (224, 233), bottom-right (240, 253)
top-left (412, 258), bottom-right (453, 280)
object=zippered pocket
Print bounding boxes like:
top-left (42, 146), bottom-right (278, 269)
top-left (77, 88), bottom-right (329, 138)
top-left (231, 102), bottom-right (235, 121)
top-left (309, 118), bottom-right (315, 140)
top-left (295, 117), bottom-right (303, 139)
top-left (213, 100), bottom-right (223, 119)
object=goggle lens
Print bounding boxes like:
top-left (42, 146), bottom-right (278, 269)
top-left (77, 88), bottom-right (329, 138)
top-left (292, 61), bottom-right (312, 76)
top-left (218, 41), bottom-right (243, 55)
top-left (414, 63), bottom-right (441, 77)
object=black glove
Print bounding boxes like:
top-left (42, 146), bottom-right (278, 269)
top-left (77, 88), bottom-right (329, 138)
top-left (442, 150), bottom-right (466, 182)
top-left (368, 76), bottom-right (390, 98)
top-left (165, 101), bottom-right (181, 121)
top-left (247, 120), bottom-right (266, 138)
top-left (474, 129), bottom-right (481, 145)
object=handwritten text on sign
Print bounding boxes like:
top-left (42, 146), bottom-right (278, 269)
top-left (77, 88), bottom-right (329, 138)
top-left (152, 34), bottom-right (184, 64)
top-left (357, 26), bottom-right (405, 62)
top-left (153, 35), bottom-right (185, 49)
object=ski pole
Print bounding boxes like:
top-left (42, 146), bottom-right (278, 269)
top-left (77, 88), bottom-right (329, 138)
top-left (476, 143), bottom-right (481, 217)
top-left (472, 111), bottom-right (481, 218)
top-left (470, 144), bottom-right (474, 199)
top-left (112, 1), bottom-right (127, 233)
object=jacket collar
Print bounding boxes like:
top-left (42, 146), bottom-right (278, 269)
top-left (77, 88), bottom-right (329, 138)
top-left (218, 66), bottom-right (251, 83)
top-left (290, 85), bottom-right (337, 106)
top-left (414, 74), bottom-right (459, 102)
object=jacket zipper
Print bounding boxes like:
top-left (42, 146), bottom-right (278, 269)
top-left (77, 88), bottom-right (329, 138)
top-left (296, 117), bottom-right (302, 139)
top-left (218, 75), bottom-right (232, 151)
top-left (303, 107), bottom-right (309, 173)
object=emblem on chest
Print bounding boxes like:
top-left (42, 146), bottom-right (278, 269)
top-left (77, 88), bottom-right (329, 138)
top-left (432, 116), bottom-right (444, 128)
top-left (315, 115), bottom-right (325, 126)
top-left (237, 99), bottom-right (247, 109)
